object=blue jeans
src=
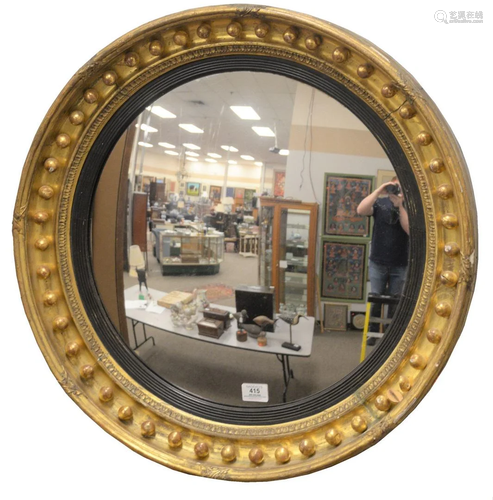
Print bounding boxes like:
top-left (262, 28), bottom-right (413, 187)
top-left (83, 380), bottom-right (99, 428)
top-left (368, 261), bottom-right (407, 332)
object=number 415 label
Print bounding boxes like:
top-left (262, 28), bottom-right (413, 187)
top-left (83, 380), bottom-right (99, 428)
top-left (241, 383), bottom-right (269, 403)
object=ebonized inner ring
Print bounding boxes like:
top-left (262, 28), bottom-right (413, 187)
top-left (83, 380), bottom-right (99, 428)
top-left (71, 55), bottom-right (425, 425)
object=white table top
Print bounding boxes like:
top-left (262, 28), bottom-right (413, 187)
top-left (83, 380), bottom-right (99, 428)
top-left (124, 285), bottom-right (314, 357)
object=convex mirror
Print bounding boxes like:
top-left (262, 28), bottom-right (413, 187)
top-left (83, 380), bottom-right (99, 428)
top-left (14, 4), bottom-right (477, 481)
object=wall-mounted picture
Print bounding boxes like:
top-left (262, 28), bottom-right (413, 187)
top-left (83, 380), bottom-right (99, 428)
top-left (323, 303), bottom-right (348, 331)
top-left (273, 170), bottom-right (286, 197)
top-left (186, 182), bottom-right (201, 196)
top-left (209, 185), bottom-right (222, 202)
top-left (321, 240), bottom-right (368, 302)
top-left (324, 174), bottom-right (373, 237)
top-left (235, 187), bottom-right (245, 199)
top-left (377, 169), bottom-right (396, 188)
top-left (226, 187), bottom-right (235, 198)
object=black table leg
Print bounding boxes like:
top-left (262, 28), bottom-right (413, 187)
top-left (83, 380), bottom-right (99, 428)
top-left (276, 354), bottom-right (294, 402)
top-left (131, 319), bottom-right (155, 350)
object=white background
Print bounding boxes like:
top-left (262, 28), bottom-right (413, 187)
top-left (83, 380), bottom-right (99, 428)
top-left (2, 1), bottom-right (490, 498)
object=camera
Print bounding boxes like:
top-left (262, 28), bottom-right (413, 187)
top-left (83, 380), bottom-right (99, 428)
top-left (386, 183), bottom-right (401, 195)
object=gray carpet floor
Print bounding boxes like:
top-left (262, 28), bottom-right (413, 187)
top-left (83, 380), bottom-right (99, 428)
top-left (123, 234), bottom-right (376, 406)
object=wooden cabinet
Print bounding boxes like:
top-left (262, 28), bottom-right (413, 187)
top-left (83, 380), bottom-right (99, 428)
top-left (258, 197), bottom-right (318, 316)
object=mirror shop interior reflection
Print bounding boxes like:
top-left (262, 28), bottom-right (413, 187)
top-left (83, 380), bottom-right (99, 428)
top-left (92, 71), bottom-right (410, 406)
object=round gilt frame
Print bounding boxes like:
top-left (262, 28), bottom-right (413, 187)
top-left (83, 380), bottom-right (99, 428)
top-left (13, 5), bottom-right (477, 481)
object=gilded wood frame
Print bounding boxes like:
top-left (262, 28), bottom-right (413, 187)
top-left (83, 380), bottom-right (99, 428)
top-left (13, 4), bottom-right (477, 481)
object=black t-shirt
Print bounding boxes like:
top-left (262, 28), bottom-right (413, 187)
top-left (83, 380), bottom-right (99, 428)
top-left (369, 197), bottom-right (409, 267)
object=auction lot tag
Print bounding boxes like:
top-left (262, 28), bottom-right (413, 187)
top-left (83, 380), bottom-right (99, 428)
top-left (242, 383), bottom-right (269, 402)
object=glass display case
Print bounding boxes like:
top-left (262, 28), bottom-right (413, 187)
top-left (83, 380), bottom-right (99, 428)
top-left (258, 198), bottom-right (318, 315)
top-left (157, 229), bottom-right (224, 275)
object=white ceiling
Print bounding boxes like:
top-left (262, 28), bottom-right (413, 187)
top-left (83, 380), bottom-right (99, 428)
top-left (134, 71), bottom-right (303, 168)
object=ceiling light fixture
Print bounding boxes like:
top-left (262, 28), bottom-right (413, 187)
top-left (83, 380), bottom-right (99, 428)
top-left (138, 142), bottom-right (153, 148)
top-left (230, 106), bottom-right (261, 120)
top-left (179, 124), bottom-right (204, 133)
top-left (254, 161), bottom-right (264, 167)
top-left (252, 126), bottom-right (276, 137)
top-left (150, 106), bottom-right (177, 119)
top-left (207, 153), bottom-right (222, 158)
top-left (279, 149), bottom-right (290, 156)
top-left (136, 124), bottom-right (158, 133)
top-left (183, 143), bottom-right (201, 150)
top-left (158, 142), bottom-right (175, 148)
top-left (228, 160), bottom-right (238, 165)
top-left (185, 151), bottom-right (199, 157)
top-left (205, 158), bottom-right (217, 163)
top-left (164, 150), bottom-right (179, 156)
top-left (221, 145), bottom-right (239, 152)
top-left (241, 155), bottom-right (255, 161)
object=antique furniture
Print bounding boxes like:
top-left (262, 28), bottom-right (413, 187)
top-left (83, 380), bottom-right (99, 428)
top-left (258, 197), bottom-right (318, 315)
top-left (13, 5), bottom-right (477, 483)
top-left (156, 230), bottom-right (224, 275)
top-left (125, 285), bottom-right (315, 402)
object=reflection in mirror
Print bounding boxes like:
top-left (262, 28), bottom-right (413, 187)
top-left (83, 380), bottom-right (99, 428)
top-left (92, 71), bottom-right (409, 406)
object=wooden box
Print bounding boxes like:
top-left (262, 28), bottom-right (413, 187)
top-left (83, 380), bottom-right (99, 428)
top-left (203, 308), bottom-right (232, 329)
top-left (197, 319), bottom-right (224, 339)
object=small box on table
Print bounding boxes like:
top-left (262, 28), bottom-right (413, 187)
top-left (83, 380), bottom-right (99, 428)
top-left (197, 319), bottom-right (224, 339)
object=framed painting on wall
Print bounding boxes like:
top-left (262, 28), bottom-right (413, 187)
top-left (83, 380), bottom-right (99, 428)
top-left (376, 169), bottom-right (396, 188)
top-left (323, 173), bottom-right (373, 237)
top-left (273, 170), bottom-right (286, 197)
top-left (186, 182), bottom-right (201, 196)
top-left (226, 187), bottom-right (235, 198)
top-left (209, 185), bottom-right (222, 202)
top-left (323, 303), bottom-right (348, 331)
top-left (321, 239), bottom-right (368, 302)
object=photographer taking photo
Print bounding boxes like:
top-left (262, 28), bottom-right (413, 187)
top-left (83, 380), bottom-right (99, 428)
top-left (357, 176), bottom-right (409, 345)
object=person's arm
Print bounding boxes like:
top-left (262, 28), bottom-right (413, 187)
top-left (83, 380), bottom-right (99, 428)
top-left (356, 181), bottom-right (396, 216)
top-left (388, 194), bottom-right (410, 235)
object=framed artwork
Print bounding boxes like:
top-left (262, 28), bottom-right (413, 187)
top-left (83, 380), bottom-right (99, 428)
top-left (209, 185), bottom-right (222, 202)
top-left (323, 303), bottom-right (348, 331)
top-left (323, 173), bottom-right (373, 237)
top-left (235, 187), bottom-right (245, 199)
top-left (273, 170), bottom-right (286, 197)
top-left (186, 182), bottom-right (201, 196)
top-left (377, 169), bottom-right (396, 188)
top-left (321, 240), bottom-right (368, 302)
top-left (226, 187), bottom-right (235, 198)
top-left (350, 311), bottom-right (367, 330)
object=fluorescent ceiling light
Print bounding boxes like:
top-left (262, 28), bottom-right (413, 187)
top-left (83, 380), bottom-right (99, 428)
top-left (150, 106), bottom-right (176, 119)
top-left (207, 153), bottom-right (222, 159)
top-left (255, 161), bottom-right (264, 167)
top-left (228, 160), bottom-right (238, 165)
top-left (164, 150), bottom-right (179, 156)
top-left (179, 124), bottom-right (204, 134)
top-left (205, 158), bottom-right (217, 163)
top-left (138, 142), bottom-right (153, 148)
top-left (185, 151), bottom-right (199, 157)
top-left (241, 155), bottom-right (255, 161)
top-left (230, 106), bottom-right (260, 120)
top-left (221, 145), bottom-right (239, 152)
top-left (279, 149), bottom-right (290, 156)
top-left (252, 126), bottom-right (276, 137)
top-left (158, 142), bottom-right (175, 148)
top-left (183, 143), bottom-right (201, 150)
top-left (136, 124), bottom-right (158, 133)
top-left (186, 157), bottom-right (198, 162)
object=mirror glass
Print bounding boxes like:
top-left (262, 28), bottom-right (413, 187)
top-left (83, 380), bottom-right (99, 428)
top-left (92, 71), bottom-right (411, 407)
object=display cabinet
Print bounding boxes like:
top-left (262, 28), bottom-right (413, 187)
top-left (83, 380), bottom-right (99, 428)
top-left (157, 230), bottom-right (224, 275)
top-left (258, 197), bottom-right (318, 315)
